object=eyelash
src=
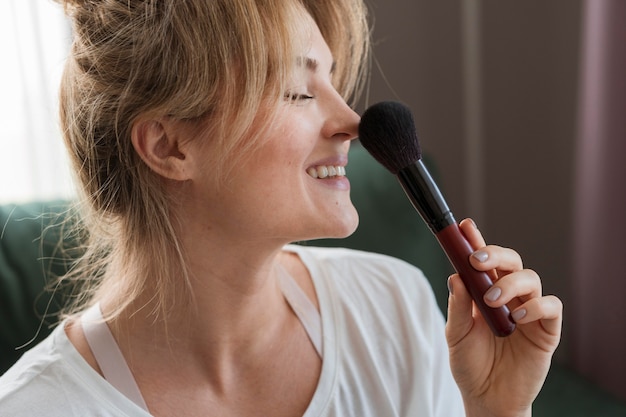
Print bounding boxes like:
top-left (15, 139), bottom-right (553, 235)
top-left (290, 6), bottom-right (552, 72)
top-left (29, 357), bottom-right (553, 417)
top-left (284, 92), bottom-right (314, 102)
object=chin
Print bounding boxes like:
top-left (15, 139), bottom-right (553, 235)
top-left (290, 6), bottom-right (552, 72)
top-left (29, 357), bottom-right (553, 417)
top-left (288, 201), bottom-right (359, 242)
top-left (335, 217), bottom-right (359, 238)
top-left (316, 208), bottom-right (359, 240)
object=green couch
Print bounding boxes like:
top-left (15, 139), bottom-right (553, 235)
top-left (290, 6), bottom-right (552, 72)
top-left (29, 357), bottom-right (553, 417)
top-left (2, 144), bottom-right (625, 415)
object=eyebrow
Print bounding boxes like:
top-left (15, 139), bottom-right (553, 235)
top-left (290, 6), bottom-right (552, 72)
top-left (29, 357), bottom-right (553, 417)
top-left (298, 57), bottom-right (337, 75)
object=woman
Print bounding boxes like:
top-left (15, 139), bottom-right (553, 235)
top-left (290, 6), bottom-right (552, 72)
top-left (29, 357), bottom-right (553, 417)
top-left (0, 0), bottom-right (562, 416)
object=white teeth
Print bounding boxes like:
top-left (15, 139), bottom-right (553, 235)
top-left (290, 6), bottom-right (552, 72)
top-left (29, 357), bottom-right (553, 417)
top-left (306, 165), bottom-right (346, 179)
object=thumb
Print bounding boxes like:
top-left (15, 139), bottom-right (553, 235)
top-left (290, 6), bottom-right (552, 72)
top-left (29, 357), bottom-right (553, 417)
top-left (445, 274), bottom-right (475, 346)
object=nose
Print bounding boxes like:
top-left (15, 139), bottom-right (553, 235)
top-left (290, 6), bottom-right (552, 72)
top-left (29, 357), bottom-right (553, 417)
top-left (321, 90), bottom-right (360, 142)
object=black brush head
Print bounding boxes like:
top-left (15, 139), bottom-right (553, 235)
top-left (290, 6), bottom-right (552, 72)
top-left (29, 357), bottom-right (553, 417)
top-left (358, 101), bottom-right (422, 175)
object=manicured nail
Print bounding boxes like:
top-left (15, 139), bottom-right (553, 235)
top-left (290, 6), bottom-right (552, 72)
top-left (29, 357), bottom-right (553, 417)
top-left (512, 308), bottom-right (527, 322)
top-left (484, 286), bottom-right (501, 302)
top-left (447, 276), bottom-right (454, 295)
top-left (472, 250), bottom-right (489, 263)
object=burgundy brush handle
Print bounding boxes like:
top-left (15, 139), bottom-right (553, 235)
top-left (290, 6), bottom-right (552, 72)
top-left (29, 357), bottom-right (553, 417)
top-left (393, 161), bottom-right (516, 336)
top-left (436, 223), bottom-right (516, 337)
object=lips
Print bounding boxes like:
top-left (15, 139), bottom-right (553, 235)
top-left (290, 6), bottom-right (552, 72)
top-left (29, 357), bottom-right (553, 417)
top-left (306, 165), bottom-right (346, 179)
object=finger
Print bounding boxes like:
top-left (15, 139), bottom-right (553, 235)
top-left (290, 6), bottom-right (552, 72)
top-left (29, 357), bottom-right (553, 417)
top-left (510, 295), bottom-right (563, 336)
top-left (459, 218), bottom-right (486, 250)
top-left (469, 245), bottom-right (524, 275)
top-left (458, 219), bottom-right (499, 281)
top-left (483, 269), bottom-right (542, 307)
top-left (446, 274), bottom-right (477, 346)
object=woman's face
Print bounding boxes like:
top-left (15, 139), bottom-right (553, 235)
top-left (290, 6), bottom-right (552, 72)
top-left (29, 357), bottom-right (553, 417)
top-left (186, 21), bottom-right (360, 245)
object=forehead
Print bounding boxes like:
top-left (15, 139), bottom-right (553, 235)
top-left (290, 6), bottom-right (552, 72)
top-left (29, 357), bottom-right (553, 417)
top-left (299, 22), bottom-right (335, 74)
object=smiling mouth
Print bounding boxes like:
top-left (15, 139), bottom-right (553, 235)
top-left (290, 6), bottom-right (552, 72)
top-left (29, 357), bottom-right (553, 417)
top-left (306, 165), bottom-right (346, 179)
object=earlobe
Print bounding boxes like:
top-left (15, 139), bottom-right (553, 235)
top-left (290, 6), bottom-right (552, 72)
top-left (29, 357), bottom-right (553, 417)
top-left (131, 118), bottom-right (190, 181)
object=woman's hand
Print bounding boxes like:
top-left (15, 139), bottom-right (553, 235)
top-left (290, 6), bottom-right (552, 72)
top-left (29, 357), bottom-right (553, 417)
top-left (445, 219), bottom-right (563, 417)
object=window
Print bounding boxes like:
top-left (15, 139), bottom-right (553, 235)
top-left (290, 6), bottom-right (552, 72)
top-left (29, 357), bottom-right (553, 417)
top-left (0, 0), bottom-right (73, 204)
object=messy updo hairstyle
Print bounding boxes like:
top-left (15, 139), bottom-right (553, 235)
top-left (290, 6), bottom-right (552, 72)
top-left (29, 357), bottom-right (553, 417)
top-left (54, 0), bottom-right (370, 320)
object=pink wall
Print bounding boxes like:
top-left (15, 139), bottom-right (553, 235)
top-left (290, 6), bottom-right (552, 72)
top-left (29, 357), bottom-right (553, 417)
top-left (572, 0), bottom-right (626, 401)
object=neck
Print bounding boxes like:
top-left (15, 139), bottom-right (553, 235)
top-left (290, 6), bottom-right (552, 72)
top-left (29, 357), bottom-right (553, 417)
top-left (111, 245), bottom-right (291, 345)
top-left (81, 199), bottom-right (324, 412)
top-left (98, 193), bottom-right (318, 387)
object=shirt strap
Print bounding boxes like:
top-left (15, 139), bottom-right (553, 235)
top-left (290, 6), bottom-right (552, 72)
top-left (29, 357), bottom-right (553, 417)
top-left (81, 304), bottom-right (150, 412)
top-left (277, 266), bottom-right (323, 359)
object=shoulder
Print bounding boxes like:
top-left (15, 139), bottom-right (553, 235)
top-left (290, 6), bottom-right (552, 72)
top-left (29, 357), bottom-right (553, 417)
top-left (0, 327), bottom-right (71, 415)
top-left (0, 325), bottom-right (133, 417)
top-left (288, 244), bottom-right (436, 308)
top-left (287, 244), bottom-right (443, 337)
top-left (288, 244), bottom-right (426, 278)
top-left (290, 246), bottom-right (462, 415)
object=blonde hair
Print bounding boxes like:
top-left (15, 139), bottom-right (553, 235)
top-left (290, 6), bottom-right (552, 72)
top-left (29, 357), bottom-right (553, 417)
top-left (55, 0), bottom-right (370, 320)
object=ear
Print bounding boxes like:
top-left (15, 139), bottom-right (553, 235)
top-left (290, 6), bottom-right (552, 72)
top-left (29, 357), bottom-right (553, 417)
top-left (131, 118), bottom-right (190, 181)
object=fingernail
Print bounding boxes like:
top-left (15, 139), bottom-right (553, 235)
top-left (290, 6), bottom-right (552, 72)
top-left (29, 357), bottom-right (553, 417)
top-left (470, 218), bottom-right (478, 229)
top-left (447, 276), bottom-right (454, 295)
top-left (512, 308), bottom-right (527, 322)
top-left (472, 250), bottom-right (489, 263)
top-left (484, 286), bottom-right (501, 302)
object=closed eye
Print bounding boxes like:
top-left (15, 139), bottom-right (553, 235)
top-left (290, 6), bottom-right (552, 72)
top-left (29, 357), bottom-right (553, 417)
top-left (284, 91), bottom-right (315, 102)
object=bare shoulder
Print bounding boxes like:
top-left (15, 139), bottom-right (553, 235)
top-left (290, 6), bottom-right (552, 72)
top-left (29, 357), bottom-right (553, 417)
top-left (279, 249), bottom-right (320, 311)
top-left (64, 318), bottom-right (103, 377)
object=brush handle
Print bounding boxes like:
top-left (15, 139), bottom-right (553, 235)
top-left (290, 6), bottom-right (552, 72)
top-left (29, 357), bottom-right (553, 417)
top-left (436, 223), bottom-right (516, 337)
top-left (396, 161), bottom-right (515, 337)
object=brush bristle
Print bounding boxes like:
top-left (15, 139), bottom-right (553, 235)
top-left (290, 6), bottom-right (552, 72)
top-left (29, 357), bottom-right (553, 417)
top-left (358, 101), bottom-right (422, 175)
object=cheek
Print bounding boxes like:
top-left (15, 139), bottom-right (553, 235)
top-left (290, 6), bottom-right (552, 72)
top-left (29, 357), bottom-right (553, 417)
top-left (253, 123), bottom-right (316, 171)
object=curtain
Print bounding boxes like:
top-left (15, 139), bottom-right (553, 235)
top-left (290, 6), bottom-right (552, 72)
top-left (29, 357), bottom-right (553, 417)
top-left (0, 0), bottom-right (72, 204)
top-left (572, 0), bottom-right (626, 401)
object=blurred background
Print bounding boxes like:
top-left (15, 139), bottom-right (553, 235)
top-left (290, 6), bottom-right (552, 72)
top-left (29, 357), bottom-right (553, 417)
top-left (0, 0), bottom-right (72, 204)
top-left (359, 0), bottom-right (626, 407)
top-left (1, 0), bottom-right (625, 411)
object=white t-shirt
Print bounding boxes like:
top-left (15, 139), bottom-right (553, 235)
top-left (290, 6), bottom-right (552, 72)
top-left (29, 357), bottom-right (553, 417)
top-left (0, 246), bottom-right (464, 416)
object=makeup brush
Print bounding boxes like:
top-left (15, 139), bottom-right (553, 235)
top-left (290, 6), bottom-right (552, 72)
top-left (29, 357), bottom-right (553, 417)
top-left (358, 101), bottom-right (516, 337)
